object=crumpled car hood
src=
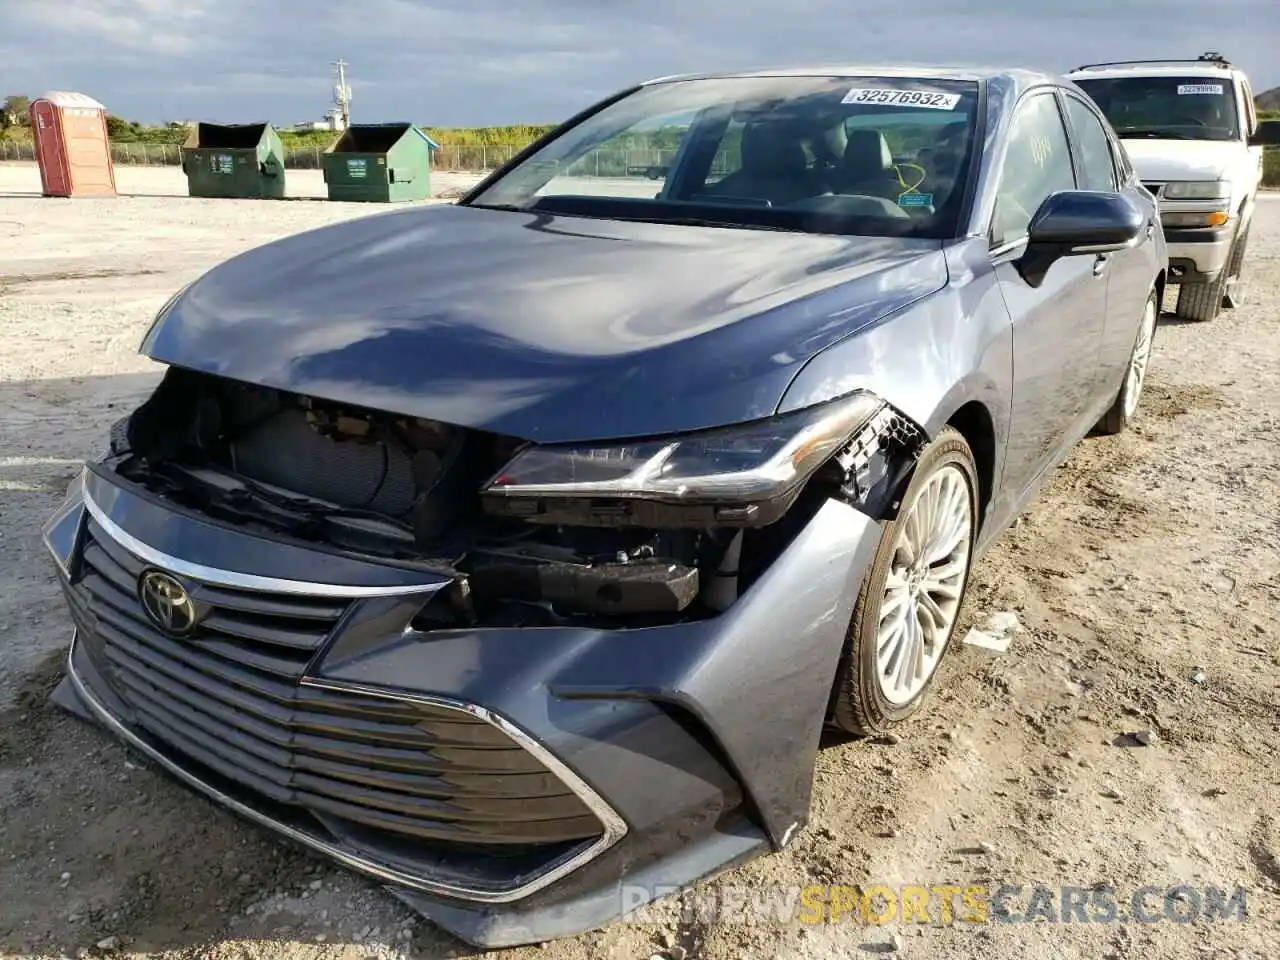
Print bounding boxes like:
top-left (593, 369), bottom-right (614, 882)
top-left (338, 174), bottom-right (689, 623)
top-left (143, 203), bottom-right (948, 443)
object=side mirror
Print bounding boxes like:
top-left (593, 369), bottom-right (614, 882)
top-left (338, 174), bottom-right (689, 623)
top-left (1247, 119), bottom-right (1280, 147)
top-left (1017, 190), bottom-right (1145, 286)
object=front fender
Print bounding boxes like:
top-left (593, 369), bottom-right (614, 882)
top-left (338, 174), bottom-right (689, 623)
top-left (777, 238), bottom-right (1012, 477)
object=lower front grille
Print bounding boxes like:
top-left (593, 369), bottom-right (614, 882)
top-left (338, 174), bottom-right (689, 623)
top-left (63, 511), bottom-right (614, 892)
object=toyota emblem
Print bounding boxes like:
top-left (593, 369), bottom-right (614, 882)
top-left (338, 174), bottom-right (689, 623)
top-left (138, 569), bottom-right (199, 637)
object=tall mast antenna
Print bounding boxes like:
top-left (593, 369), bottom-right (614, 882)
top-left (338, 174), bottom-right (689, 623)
top-left (331, 59), bottom-right (351, 129)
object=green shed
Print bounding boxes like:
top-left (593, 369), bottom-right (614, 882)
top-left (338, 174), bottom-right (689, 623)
top-left (322, 123), bottom-right (437, 202)
top-left (181, 122), bottom-right (285, 199)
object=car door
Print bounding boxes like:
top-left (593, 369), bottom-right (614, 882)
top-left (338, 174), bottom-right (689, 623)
top-left (1062, 91), bottom-right (1159, 405)
top-left (990, 90), bottom-right (1108, 506)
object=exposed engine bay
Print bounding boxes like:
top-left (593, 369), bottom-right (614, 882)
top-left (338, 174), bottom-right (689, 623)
top-left (108, 368), bottom-right (919, 628)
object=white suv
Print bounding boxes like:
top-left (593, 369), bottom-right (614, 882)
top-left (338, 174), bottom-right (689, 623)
top-left (1068, 53), bottom-right (1280, 322)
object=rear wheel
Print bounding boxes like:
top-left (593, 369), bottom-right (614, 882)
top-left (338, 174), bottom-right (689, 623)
top-left (828, 427), bottom-right (978, 736)
top-left (1096, 292), bottom-right (1157, 436)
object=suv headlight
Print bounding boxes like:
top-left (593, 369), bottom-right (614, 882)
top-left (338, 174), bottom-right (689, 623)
top-left (1162, 180), bottom-right (1229, 200)
top-left (483, 392), bottom-right (884, 512)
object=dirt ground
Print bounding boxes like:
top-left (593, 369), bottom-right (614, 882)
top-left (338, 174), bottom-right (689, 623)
top-left (1, 163), bottom-right (1277, 960)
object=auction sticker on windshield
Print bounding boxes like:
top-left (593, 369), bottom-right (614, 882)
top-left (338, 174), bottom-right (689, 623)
top-left (1177, 84), bottom-right (1224, 95)
top-left (841, 87), bottom-right (961, 109)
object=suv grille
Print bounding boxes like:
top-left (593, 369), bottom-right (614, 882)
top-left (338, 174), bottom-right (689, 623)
top-left (67, 518), bottom-right (604, 848)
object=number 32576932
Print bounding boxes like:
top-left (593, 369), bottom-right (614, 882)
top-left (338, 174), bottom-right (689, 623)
top-left (843, 88), bottom-right (960, 110)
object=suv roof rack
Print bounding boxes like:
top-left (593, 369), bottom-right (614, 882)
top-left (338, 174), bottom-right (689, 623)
top-left (1072, 52), bottom-right (1232, 71)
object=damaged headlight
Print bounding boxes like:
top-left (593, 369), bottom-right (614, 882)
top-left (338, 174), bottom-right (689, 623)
top-left (482, 392), bottom-right (885, 526)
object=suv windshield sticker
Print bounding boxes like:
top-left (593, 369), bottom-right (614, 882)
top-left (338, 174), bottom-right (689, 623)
top-left (1177, 83), bottom-right (1225, 95)
top-left (841, 87), bottom-right (961, 110)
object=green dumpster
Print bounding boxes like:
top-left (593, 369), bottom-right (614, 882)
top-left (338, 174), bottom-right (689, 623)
top-left (181, 122), bottom-right (285, 199)
top-left (322, 123), bottom-right (436, 202)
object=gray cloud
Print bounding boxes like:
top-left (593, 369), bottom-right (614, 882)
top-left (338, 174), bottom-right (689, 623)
top-left (7, 0), bottom-right (1278, 126)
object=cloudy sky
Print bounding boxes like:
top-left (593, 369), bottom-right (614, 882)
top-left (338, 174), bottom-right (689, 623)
top-left (6, 0), bottom-right (1278, 127)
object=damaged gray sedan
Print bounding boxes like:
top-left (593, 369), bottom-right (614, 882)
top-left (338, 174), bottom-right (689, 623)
top-left (43, 65), bottom-right (1164, 947)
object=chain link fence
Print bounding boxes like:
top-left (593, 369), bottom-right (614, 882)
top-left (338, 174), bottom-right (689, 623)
top-left (0, 139), bottom-right (699, 177)
top-left (0, 140), bottom-right (36, 162)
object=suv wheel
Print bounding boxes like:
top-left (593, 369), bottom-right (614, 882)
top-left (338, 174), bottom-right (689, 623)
top-left (828, 427), bottom-right (978, 736)
top-left (1174, 229), bottom-right (1241, 323)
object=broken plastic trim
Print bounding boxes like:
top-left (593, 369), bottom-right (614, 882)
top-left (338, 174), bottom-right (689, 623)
top-left (827, 402), bottom-right (928, 521)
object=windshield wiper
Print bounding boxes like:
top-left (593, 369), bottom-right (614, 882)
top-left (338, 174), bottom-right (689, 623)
top-left (1114, 128), bottom-right (1193, 140)
top-left (464, 201), bottom-right (529, 213)
top-left (620, 215), bottom-right (789, 231)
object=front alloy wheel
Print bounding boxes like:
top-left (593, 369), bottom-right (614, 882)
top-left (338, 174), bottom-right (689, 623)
top-left (876, 464), bottom-right (972, 705)
top-left (1096, 291), bottom-right (1157, 435)
top-left (829, 426), bottom-right (978, 735)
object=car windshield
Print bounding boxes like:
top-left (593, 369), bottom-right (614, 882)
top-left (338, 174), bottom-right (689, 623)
top-left (465, 75), bottom-right (981, 239)
top-left (1072, 75), bottom-right (1240, 142)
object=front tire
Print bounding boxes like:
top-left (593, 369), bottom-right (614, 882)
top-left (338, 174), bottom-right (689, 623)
top-left (1096, 291), bottom-right (1157, 436)
top-left (1174, 228), bottom-right (1241, 322)
top-left (828, 427), bottom-right (978, 736)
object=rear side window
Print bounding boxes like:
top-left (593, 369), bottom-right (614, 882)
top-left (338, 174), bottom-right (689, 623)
top-left (1064, 96), bottom-right (1118, 191)
top-left (992, 93), bottom-right (1076, 246)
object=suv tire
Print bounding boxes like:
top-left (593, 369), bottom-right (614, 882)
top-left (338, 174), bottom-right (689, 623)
top-left (1174, 229), bottom-right (1240, 323)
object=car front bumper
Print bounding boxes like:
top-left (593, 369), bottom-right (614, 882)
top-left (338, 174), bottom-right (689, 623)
top-left (43, 463), bottom-right (883, 948)
top-left (1160, 221), bottom-right (1234, 284)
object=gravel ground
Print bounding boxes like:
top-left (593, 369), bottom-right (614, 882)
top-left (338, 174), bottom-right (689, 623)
top-left (1, 164), bottom-right (1277, 960)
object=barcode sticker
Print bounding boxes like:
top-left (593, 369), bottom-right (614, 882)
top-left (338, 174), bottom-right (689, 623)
top-left (841, 87), bottom-right (961, 110)
top-left (1177, 84), bottom-right (1224, 95)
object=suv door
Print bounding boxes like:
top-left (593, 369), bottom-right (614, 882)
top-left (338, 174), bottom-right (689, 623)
top-left (1062, 91), bottom-right (1159, 396)
top-left (990, 90), bottom-right (1106, 505)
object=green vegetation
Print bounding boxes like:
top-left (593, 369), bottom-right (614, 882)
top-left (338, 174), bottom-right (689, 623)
top-left (1264, 149), bottom-right (1280, 187)
top-left (2, 94), bottom-right (31, 126)
top-left (1261, 108), bottom-right (1280, 186)
top-left (425, 124), bottom-right (555, 146)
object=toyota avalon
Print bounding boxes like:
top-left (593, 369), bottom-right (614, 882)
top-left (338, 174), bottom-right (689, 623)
top-left (43, 65), bottom-right (1165, 947)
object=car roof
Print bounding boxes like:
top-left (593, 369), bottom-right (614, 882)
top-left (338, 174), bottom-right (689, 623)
top-left (1066, 63), bottom-right (1241, 81)
top-left (641, 65), bottom-right (1063, 98)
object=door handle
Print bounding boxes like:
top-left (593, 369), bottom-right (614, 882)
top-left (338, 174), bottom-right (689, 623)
top-left (1093, 254), bottom-right (1108, 277)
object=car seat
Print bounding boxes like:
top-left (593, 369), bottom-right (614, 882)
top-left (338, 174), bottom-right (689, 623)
top-left (834, 129), bottom-right (901, 201)
top-left (708, 121), bottom-right (818, 205)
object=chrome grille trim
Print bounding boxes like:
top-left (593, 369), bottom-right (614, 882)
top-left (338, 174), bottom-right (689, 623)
top-left (67, 632), bottom-right (630, 902)
top-left (82, 490), bottom-right (445, 598)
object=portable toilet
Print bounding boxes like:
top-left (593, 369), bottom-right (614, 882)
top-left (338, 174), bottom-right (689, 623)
top-left (181, 122), bottom-right (285, 199)
top-left (322, 123), bottom-right (437, 202)
top-left (29, 92), bottom-right (117, 198)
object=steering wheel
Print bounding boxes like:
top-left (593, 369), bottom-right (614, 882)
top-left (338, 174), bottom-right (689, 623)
top-left (1172, 116), bottom-right (1210, 128)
